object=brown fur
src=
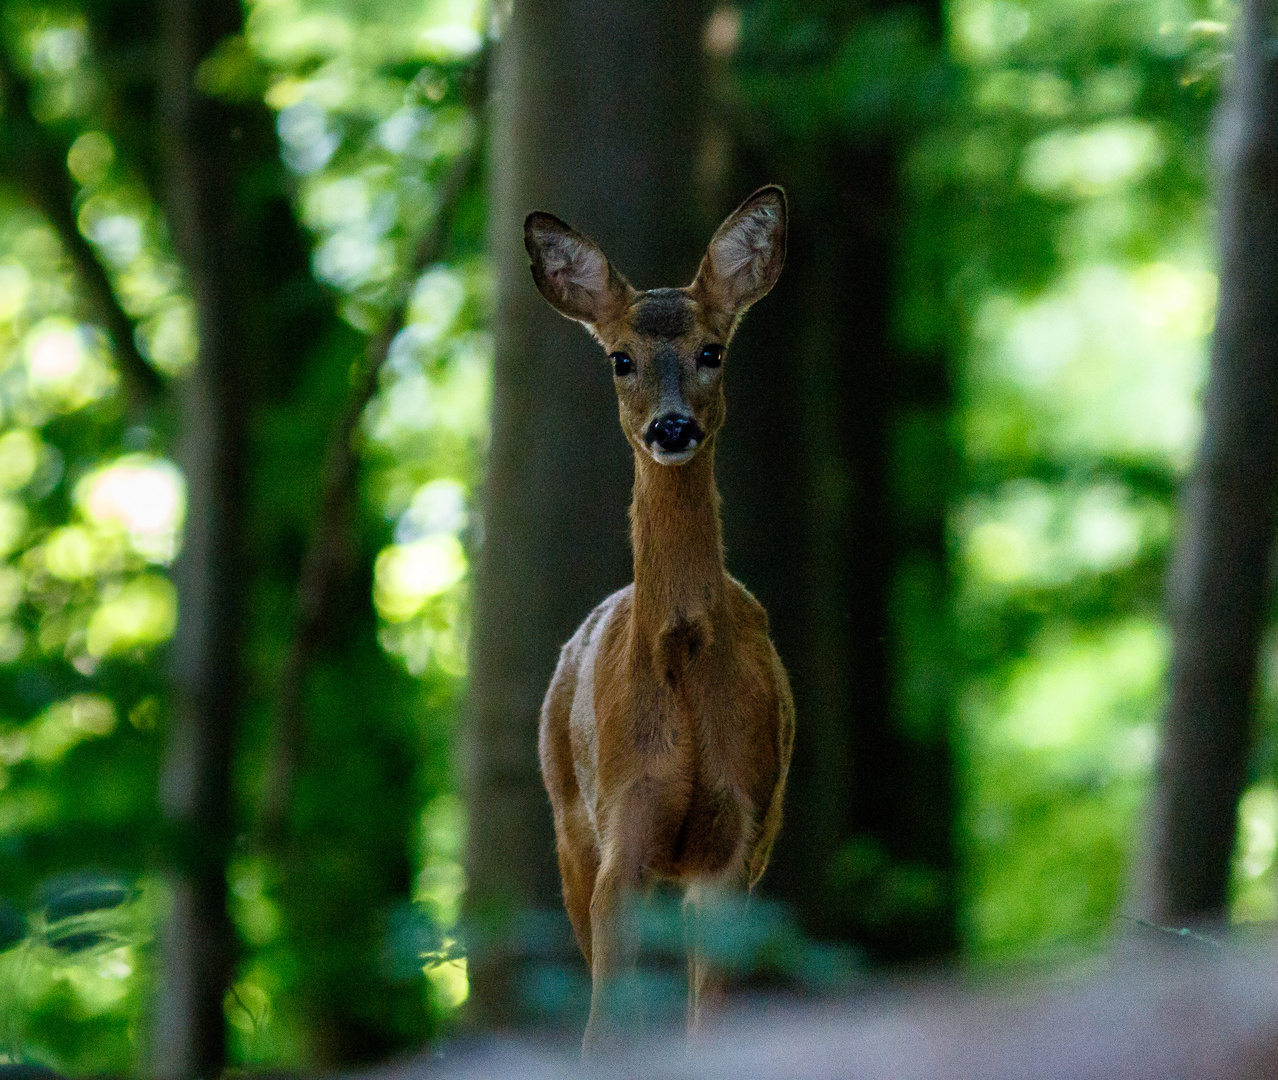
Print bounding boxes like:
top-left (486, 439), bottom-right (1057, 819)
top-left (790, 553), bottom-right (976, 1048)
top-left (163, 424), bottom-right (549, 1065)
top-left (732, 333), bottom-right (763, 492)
top-left (528, 188), bottom-right (795, 1053)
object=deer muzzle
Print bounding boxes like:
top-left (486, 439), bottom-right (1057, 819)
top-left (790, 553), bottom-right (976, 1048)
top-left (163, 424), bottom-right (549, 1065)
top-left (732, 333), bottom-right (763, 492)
top-left (645, 414), bottom-right (703, 462)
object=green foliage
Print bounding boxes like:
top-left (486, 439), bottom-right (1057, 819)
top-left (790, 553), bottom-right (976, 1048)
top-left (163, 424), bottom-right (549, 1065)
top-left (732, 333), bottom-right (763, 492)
top-left (727, 0), bottom-right (1248, 963)
top-left (0, 0), bottom-right (488, 1070)
top-left (903, 0), bottom-right (1229, 956)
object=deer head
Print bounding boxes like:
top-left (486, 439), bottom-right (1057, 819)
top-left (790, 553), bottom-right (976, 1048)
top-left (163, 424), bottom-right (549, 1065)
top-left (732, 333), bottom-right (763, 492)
top-left (525, 186), bottom-right (787, 465)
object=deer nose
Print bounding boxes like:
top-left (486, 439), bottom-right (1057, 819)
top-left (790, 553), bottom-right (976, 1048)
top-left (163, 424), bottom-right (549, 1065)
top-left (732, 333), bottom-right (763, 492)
top-left (645, 414), bottom-right (702, 453)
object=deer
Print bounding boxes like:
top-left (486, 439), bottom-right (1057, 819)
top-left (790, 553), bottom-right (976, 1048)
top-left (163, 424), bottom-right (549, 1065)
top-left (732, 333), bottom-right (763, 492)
top-left (527, 186), bottom-right (795, 1054)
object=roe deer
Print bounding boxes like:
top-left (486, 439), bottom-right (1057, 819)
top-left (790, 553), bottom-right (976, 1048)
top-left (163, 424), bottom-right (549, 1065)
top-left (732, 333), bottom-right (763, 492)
top-left (527, 186), bottom-right (795, 1053)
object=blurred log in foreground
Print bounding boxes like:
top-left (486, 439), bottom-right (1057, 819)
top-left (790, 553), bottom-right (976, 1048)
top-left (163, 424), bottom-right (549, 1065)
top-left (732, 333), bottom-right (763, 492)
top-left (359, 938), bottom-right (1278, 1080)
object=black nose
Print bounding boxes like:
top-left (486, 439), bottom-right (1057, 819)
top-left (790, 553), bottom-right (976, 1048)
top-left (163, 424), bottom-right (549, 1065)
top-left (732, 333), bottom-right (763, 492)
top-left (645, 414), bottom-right (702, 453)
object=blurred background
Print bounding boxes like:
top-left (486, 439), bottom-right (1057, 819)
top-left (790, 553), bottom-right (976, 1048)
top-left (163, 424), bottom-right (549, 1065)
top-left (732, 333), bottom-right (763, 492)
top-left (0, 0), bottom-right (1261, 1072)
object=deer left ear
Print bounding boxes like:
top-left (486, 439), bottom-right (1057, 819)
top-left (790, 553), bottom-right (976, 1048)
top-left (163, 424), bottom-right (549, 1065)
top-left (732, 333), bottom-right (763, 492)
top-left (525, 211), bottom-right (634, 335)
top-left (692, 185), bottom-right (787, 328)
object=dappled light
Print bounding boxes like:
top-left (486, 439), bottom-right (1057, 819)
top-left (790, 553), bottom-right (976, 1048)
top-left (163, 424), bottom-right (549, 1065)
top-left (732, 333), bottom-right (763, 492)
top-left (966, 264), bottom-right (1210, 469)
top-left (85, 574), bottom-right (177, 657)
top-left (1019, 120), bottom-right (1164, 199)
top-left (76, 455), bottom-right (185, 564)
top-left (23, 318), bottom-right (116, 412)
top-left (904, 0), bottom-right (1238, 959)
top-left (0, 694), bottom-right (116, 765)
top-left (374, 533), bottom-right (466, 621)
top-left (960, 480), bottom-right (1168, 588)
top-left (0, 0), bottom-right (490, 1061)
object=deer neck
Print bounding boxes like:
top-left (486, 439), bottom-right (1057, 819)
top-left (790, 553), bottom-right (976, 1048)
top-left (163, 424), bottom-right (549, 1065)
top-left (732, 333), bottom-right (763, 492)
top-left (630, 439), bottom-right (727, 655)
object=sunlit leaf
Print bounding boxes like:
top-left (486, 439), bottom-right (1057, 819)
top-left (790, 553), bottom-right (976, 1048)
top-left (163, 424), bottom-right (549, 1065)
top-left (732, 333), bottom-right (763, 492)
top-left (86, 574), bottom-right (178, 657)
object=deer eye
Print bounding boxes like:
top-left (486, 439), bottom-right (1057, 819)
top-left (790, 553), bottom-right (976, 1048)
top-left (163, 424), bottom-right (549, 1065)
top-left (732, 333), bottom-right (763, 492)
top-left (610, 352), bottom-right (633, 377)
top-left (698, 344), bottom-right (725, 369)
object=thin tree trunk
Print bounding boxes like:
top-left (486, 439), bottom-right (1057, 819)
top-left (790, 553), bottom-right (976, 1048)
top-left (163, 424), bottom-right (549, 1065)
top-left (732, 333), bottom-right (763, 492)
top-left (467, 0), bottom-right (707, 1027)
top-left (1138, 0), bottom-right (1278, 923)
top-left (152, 0), bottom-right (249, 1073)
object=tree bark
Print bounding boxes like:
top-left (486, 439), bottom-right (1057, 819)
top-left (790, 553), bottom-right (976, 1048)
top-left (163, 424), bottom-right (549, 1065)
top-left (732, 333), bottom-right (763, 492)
top-left (716, 3), bottom-right (955, 961)
top-left (467, 0), bottom-right (708, 1026)
top-left (152, 0), bottom-right (250, 1074)
top-left (1138, 0), bottom-right (1278, 923)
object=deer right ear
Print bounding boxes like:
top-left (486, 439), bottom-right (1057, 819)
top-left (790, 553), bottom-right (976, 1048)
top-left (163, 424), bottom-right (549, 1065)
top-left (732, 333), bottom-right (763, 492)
top-left (692, 186), bottom-right (787, 331)
top-left (525, 212), bottom-right (634, 334)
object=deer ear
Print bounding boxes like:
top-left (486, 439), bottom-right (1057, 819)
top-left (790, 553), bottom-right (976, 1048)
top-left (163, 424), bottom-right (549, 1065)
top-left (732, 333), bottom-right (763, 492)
top-left (692, 185), bottom-right (787, 326)
top-left (525, 212), bottom-right (633, 333)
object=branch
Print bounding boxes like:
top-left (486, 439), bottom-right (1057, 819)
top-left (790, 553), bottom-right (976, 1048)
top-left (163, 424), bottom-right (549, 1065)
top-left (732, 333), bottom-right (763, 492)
top-left (0, 56), bottom-right (165, 415)
top-left (257, 108), bottom-right (483, 843)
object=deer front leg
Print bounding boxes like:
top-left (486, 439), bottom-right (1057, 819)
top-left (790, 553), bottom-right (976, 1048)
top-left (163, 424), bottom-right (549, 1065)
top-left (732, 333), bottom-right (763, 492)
top-left (684, 863), bottom-right (749, 1035)
top-left (582, 862), bottom-right (638, 1053)
top-left (582, 793), bottom-right (652, 1056)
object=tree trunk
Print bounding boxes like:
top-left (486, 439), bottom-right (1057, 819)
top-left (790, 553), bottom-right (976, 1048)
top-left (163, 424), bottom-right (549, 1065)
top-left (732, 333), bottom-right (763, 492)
top-left (467, 0), bottom-right (708, 1027)
top-left (717, 3), bottom-right (955, 962)
top-left (152, 0), bottom-right (250, 1073)
top-left (1138, 0), bottom-right (1278, 923)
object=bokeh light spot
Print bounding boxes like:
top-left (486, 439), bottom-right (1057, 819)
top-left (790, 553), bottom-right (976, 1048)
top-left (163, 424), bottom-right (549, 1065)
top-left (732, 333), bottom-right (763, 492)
top-left (87, 574), bottom-right (178, 657)
top-left (67, 132), bottom-right (116, 186)
top-left (0, 430), bottom-right (42, 493)
top-left (77, 454), bottom-right (186, 564)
